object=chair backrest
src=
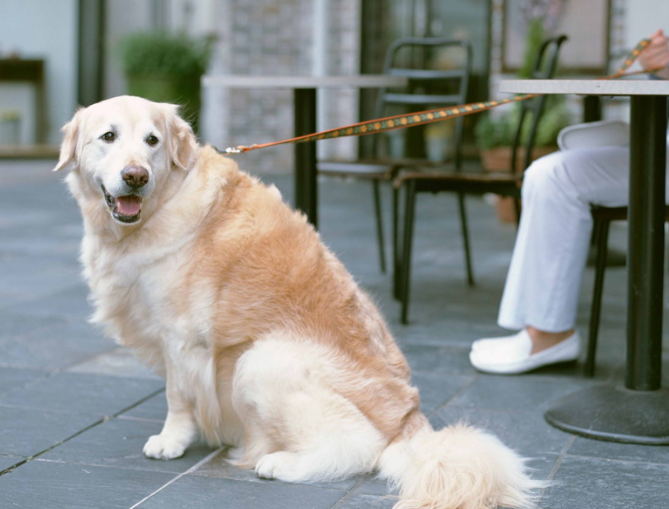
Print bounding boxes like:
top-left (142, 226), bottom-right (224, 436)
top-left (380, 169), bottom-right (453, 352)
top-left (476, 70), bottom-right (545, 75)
top-left (511, 34), bottom-right (568, 175)
top-left (374, 37), bottom-right (472, 169)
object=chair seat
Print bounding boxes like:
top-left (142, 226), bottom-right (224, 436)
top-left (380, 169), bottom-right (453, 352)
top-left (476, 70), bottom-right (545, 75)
top-left (318, 37), bottom-right (473, 278)
top-left (590, 205), bottom-right (627, 221)
top-left (317, 160), bottom-right (398, 179)
top-left (394, 33), bottom-right (568, 324)
top-left (318, 157), bottom-right (454, 179)
top-left (394, 169), bottom-right (521, 195)
top-left (590, 205), bottom-right (669, 221)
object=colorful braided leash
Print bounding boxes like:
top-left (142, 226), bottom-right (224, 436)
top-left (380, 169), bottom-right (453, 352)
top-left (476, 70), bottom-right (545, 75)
top-left (223, 39), bottom-right (655, 155)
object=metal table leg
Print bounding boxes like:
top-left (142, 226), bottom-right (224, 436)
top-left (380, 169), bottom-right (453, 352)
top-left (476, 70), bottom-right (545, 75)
top-left (544, 95), bottom-right (669, 444)
top-left (293, 88), bottom-right (318, 228)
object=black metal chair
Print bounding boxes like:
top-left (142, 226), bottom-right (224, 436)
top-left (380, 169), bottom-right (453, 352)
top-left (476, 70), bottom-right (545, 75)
top-left (587, 204), bottom-right (669, 376)
top-left (393, 35), bottom-right (568, 324)
top-left (318, 37), bottom-right (472, 273)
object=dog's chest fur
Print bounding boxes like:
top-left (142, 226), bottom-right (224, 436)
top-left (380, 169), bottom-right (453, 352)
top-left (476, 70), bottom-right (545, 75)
top-left (82, 231), bottom-right (242, 445)
top-left (83, 220), bottom-right (215, 374)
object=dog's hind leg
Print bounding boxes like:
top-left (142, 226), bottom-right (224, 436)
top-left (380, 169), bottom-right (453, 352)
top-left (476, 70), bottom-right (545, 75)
top-left (231, 335), bottom-right (386, 482)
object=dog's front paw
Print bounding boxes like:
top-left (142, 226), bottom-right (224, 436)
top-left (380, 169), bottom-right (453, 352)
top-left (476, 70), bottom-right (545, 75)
top-left (143, 434), bottom-right (187, 460)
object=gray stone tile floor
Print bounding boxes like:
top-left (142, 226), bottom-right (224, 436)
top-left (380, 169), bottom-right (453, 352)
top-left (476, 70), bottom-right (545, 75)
top-left (1, 157), bottom-right (668, 508)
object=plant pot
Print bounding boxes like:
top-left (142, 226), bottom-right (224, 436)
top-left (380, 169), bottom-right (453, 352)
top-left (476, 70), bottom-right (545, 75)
top-left (480, 145), bottom-right (558, 173)
top-left (495, 196), bottom-right (518, 224)
top-left (126, 74), bottom-right (202, 134)
top-left (480, 146), bottom-right (558, 224)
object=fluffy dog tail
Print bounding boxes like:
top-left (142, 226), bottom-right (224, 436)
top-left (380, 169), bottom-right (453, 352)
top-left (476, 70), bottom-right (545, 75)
top-left (377, 419), bottom-right (545, 509)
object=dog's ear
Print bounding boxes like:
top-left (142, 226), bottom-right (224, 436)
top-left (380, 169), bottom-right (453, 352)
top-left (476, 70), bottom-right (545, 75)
top-left (164, 105), bottom-right (198, 170)
top-left (53, 107), bottom-right (85, 172)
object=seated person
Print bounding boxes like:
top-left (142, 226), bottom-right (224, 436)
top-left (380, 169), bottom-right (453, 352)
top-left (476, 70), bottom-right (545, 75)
top-left (470, 29), bottom-right (669, 374)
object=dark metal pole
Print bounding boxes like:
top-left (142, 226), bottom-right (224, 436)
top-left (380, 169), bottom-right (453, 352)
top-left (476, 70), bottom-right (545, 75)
top-left (293, 88), bottom-right (318, 228)
top-left (582, 95), bottom-right (602, 123)
top-left (626, 95), bottom-right (667, 391)
top-left (77, 0), bottom-right (106, 106)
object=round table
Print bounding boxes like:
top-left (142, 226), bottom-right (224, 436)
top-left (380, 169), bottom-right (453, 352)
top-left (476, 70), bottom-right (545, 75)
top-left (202, 74), bottom-right (408, 228)
top-left (500, 79), bottom-right (669, 444)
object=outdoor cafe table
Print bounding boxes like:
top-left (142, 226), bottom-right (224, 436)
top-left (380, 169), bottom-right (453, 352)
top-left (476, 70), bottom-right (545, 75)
top-left (202, 74), bottom-right (408, 229)
top-left (500, 79), bottom-right (669, 444)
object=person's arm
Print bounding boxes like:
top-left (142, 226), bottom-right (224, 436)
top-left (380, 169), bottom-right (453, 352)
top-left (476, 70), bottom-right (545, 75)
top-left (638, 29), bottom-right (669, 79)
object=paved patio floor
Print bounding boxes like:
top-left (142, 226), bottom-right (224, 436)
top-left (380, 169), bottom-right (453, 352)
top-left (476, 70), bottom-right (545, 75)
top-left (1, 157), bottom-right (668, 508)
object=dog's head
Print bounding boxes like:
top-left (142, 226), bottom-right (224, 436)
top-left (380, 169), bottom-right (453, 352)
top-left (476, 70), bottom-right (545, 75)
top-left (54, 96), bottom-right (198, 225)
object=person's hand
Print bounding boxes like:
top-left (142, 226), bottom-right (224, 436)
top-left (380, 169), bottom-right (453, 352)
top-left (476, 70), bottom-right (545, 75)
top-left (638, 29), bottom-right (669, 79)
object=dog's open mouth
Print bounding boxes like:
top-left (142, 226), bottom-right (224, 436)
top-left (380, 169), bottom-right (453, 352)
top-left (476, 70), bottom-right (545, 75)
top-left (102, 185), bottom-right (142, 223)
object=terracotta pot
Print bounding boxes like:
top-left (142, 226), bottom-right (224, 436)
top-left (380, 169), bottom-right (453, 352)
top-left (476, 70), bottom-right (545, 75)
top-left (480, 146), bottom-right (558, 223)
top-left (495, 196), bottom-right (518, 224)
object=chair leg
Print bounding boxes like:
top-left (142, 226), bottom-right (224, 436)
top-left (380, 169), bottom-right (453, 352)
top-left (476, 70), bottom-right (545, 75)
top-left (392, 185), bottom-right (401, 300)
top-left (371, 180), bottom-right (386, 273)
top-left (400, 181), bottom-right (417, 325)
top-left (456, 192), bottom-right (475, 286)
top-left (585, 216), bottom-right (611, 378)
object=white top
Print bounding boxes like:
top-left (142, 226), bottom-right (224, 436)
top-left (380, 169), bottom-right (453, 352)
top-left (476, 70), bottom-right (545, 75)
top-left (499, 79), bottom-right (669, 96)
top-left (202, 74), bottom-right (408, 89)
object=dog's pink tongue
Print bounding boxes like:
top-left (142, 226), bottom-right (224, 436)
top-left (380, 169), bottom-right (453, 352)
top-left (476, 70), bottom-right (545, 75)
top-left (115, 195), bottom-right (142, 216)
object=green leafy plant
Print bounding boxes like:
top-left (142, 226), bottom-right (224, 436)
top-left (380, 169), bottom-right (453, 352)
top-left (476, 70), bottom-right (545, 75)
top-left (518, 17), bottom-right (546, 79)
top-left (475, 17), bottom-right (571, 152)
top-left (116, 31), bottom-right (215, 133)
top-left (474, 98), bottom-right (571, 150)
top-left (117, 31), bottom-right (214, 78)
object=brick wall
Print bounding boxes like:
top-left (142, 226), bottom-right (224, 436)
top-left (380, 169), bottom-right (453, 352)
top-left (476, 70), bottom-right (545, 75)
top-left (201, 0), bottom-right (361, 175)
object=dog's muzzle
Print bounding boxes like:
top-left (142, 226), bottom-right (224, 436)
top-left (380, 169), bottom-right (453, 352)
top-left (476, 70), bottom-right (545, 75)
top-left (102, 185), bottom-right (143, 224)
top-left (101, 165), bottom-right (150, 224)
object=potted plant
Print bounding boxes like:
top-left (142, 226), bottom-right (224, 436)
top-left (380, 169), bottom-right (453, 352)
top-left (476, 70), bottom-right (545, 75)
top-left (476, 16), bottom-right (571, 173)
top-left (475, 99), bottom-right (571, 172)
top-left (475, 17), bottom-right (571, 222)
top-left (116, 31), bottom-right (214, 134)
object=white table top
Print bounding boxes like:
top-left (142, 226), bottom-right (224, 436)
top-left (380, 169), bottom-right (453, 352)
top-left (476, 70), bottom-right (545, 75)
top-left (202, 74), bottom-right (408, 89)
top-left (499, 79), bottom-right (669, 96)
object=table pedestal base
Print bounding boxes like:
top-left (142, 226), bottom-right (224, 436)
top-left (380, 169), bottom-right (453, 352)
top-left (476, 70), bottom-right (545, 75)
top-left (545, 385), bottom-right (669, 444)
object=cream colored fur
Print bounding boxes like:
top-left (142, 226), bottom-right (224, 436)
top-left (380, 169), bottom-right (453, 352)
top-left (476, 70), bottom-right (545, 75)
top-left (56, 96), bottom-right (544, 508)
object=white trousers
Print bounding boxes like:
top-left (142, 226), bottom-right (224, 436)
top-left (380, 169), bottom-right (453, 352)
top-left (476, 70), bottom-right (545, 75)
top-left (498, 145), bottom-right (669, 332)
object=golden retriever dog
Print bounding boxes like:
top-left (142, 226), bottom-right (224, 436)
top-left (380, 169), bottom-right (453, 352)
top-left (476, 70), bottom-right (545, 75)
top-left (55, 96), bottom-right (542, 509)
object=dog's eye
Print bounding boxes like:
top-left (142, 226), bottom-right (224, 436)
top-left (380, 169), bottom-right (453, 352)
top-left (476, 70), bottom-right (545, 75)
top-left (146, 135), bottom-right (159, 147)
top-left (100, 131), bottom-right (116, 143)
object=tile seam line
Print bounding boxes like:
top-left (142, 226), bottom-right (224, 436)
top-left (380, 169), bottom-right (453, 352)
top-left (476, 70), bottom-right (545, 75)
top-left (328, 473), bottom-right (379, 509)
top-left (36, 456), bottom-right (373, 491)
top-left (0, 367), bottom-right (61, 400)
top-left (61, 343), bottom-right (120, 372)
top-left (0, 386), bottom-right (166, 477)
top-left (127, 446), bottom-right (225, 509)
top-left (538, 435), bottom-right (576, 501)
top-left (32, 457), bottom-right (200, 476)
top-left (427, 375), bottom-right (478, 418)
top-left (0, 383), bottom-right (166, 415)
top-left (564, 453), bottom-right (669, 468)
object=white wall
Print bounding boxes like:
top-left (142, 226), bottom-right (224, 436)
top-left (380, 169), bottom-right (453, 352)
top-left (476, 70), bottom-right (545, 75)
top-left (625, 0), bottom-right (669, 48)
top-left (0, 0), bottom-right (78, 144)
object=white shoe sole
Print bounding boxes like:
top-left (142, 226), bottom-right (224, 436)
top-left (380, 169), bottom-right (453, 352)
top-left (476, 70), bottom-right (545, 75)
top-left (470, 333), bottom-right (580, 375)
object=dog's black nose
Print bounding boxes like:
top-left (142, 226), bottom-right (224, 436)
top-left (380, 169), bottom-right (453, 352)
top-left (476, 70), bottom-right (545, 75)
top-left (121, 165), bottom-right (149, 188)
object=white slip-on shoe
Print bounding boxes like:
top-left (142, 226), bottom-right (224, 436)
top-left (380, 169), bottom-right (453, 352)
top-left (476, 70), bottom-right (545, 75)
top-left (471, 330), bottom-right (530, 353)
top-left (469, 331), bottom-right (581, 375)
